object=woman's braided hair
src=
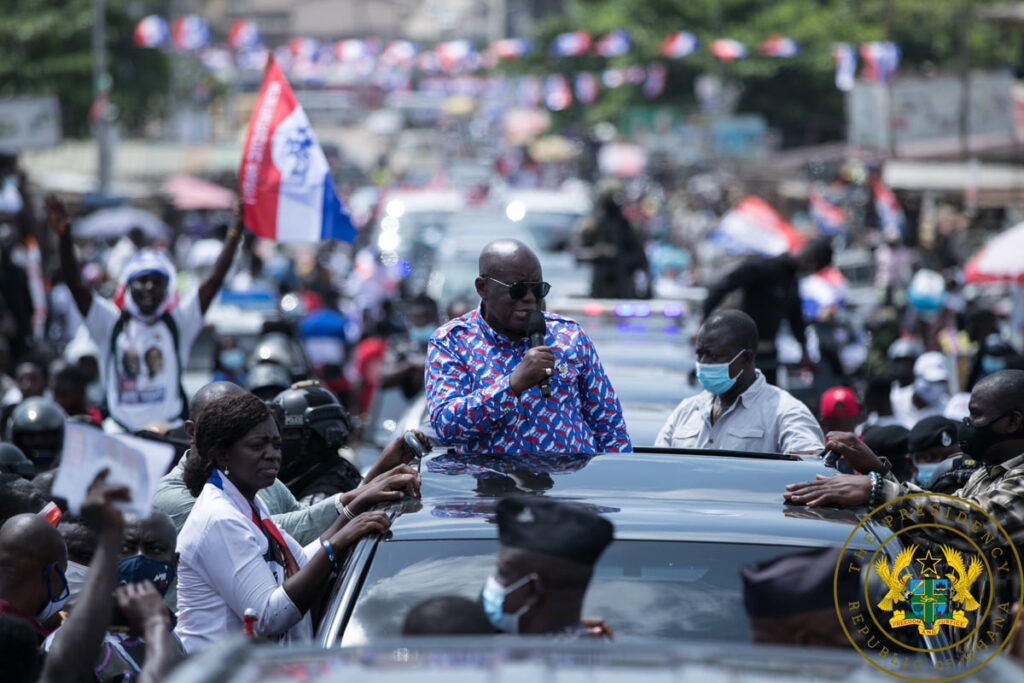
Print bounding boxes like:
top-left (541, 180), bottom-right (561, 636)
top-left (183, 392), bottom-right (276, 497)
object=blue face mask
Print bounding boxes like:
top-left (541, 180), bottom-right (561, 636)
top-left (695, 350), bottom-right (745, 395)
top-left (981, 355), bottom-right (1007, 375)
top-left (916, 463), bottom-right (939, 487)
top-left (219, 348), bottom-right (246, 372)
top-left (409, 325), bottom-right (435, 345)
top-left (117, 555), bottom-right (176, 597)
top-left (481, 573), bottom-right (535, 633)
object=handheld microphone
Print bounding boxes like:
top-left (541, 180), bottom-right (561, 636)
top-left (524, 310), bottom-right (551, 398)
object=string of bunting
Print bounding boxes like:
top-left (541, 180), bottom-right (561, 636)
top-left (133, 15), bottom-right (901, 97)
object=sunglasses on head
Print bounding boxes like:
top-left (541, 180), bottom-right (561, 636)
top-left (486, 277), bottom-right (551, 300)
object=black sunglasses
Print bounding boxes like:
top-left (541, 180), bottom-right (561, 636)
top-left (486, 277), bottom-right (551, 300)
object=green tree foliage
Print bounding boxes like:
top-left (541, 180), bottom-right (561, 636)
top-left (0, 0), bottom-right (170, 139)
top-left (510, 0), bottom-right (1021, 146)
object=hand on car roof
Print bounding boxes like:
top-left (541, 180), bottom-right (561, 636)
top-left (783, 474), bottom-right (871, 508)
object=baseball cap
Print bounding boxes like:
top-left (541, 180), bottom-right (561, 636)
top-left (819, 386), bottom-right (859, 418)
top-left (913, 352), bottom-right (949, 382)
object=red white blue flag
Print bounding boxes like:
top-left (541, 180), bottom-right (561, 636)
top-left (834, 43), bottom-right (856, 91)
top-left (760, 35), bottom-right (799, 57)
top-left (544, 74), bottom-right (572, 111)
top-left (551, 31), bottom-right (592, 57)
top-left (239, 58), bottom-right (355, 244)
top-left (227, 19), bottom-right (261, 50)
top-left (171, 14), bottom-right (210, 51)
top-left (710, 38), bottom-right (748, 61)
top-left (809, 189), bottom-right (847, 236)
top-left (334, 39), bottom-right (372, 62)
top-left (574, 72), bottom-right (599, 105)
top-left (660, 31), bottom-right (698, 58)
top-left (492, 38), bottom-right (532, 60)
top-left (871, 176), bottom-right (906, 239)
top-left (436, 40), bottom-right (476, 72)
top-left (133, 15), bottom-right (169, 48)
top-left (516, 76), bottom-right (542, 107)
top-left (712, 197), bottom-right (805, 256)
top-left (644, 63), bottom-right (667, 99)
top-left (595, 29), bottom-right (631, 57)
top-left (860, 41), bottom-right (900, 82)
top-left (380, 40), bottom-right (418, 66)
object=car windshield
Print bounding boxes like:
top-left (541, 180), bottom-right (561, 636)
top-left (340, 539), bottom-right (820, 646)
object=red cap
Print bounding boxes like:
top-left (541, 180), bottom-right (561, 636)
top-left (820, 386), bottom-right (859, 418)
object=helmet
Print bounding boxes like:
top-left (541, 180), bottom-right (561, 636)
top-left (270, 381), bottom-right (353, 488)
top-left (887, 337), bottom-right (925, 360)
top-left (247, 362), bottom-right (293, 398)
top-left (8, 397), bottom-right (68, 472)
top-left (248, 332), bottom-right (298, 370)
top-left (0, 443), bottom-right (35, 479)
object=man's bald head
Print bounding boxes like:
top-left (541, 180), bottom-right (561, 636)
top-left (0, 514), bottom-right (67, 619)
top-left (972, 369), bottom-right (1024, 410)
top-left (186, 381), bottom-right (247, 446)
top-left (0, 513), bottom-right (66, 573)
top-left (478, 239), bottom-right (540, 278)
top-left (189, 381), bottom-right (246, 422)
top-left (702, 310), bottom-right (759, 353)
top-left (966, 369), bottom-right (1024, 464)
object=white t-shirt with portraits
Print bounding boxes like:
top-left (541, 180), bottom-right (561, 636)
top-left (85, 292), bottom-right (203, 432)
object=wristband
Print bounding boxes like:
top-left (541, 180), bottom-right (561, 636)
top-left (343, 505), bottom-right (356, 521)
top-left (320, 538), bottom-right (340, 572)
top-left (868, 472), bottom-right (882, 507)
top-left (226, 227), bottom-right (242, 240)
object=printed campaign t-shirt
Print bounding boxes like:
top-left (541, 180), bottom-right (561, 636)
top-left (85, 292), bottom-right (203, 431)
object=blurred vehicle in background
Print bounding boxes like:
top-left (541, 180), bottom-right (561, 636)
top-left (501, 186), bottom-right (592, 252)
top-left (389, 129), bottom-right (446, 183)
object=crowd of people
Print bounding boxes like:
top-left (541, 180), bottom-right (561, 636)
top-left (5, 142), bottom-right (1024, 679)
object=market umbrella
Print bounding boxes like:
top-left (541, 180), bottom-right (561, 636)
top-left (597, 142), bottom-right (646, 177)
top-left (528, 135), bottom-right (580, 162)
top-left (74, 206), bottom-right (171, 240)
top-left (964, 222), bottom-right (1024, 283)
top-left (162, 174), bottom-right (236, 210)
top-left (710, 196), bottom-right (805, 256)
top-left (502, 108), bottom-right (551, 145)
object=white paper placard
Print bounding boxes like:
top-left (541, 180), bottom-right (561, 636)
top-left (51, 423), bottom-right (174, 518)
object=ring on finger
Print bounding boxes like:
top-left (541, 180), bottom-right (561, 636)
top-left (545, 367), bottom-right (553, 376)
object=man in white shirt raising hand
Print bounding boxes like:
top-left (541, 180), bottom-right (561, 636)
top-left (656, 309), bottom-right (824, 456)
top-left (45, 195), bottom-right (242, 433)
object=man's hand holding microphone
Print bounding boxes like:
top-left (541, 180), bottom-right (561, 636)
top-left (510, 310), bottom-right (554, 397)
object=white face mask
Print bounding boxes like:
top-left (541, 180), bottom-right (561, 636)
top-left (914, 378), bottom-right (947, 406)
top-left (36, 562), bottom-right (70, 622)
top-left (64, 560), bottom-right (90, 608)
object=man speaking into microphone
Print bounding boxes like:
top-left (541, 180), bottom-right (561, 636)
top-left (425, 239), bottom-right (631, 455)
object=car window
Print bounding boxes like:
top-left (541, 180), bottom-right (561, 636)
top-left (340, 539), bottom-right (829, 645)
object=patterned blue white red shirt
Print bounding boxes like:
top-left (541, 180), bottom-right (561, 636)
top-left (425, 307), bottom-right (632, 454)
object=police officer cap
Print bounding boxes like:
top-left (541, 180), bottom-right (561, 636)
top-left (741, 546), bottom-right (861, 619)
top-left (908, 416), bottom-right (960, 453)
top-left (246, 362), bottom-right (293, 394)
top-left (0, 443), bottom-right (34, 479)
top-left (862, 425), bottom-right (910, 462)
top-left (496, 496), bottom-right (613, 566)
